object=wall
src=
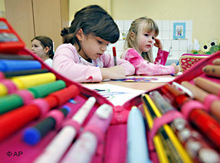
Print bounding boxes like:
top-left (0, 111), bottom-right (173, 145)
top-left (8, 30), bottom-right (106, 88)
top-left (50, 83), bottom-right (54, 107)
top-left (111, 0), bottom-right (220, 43)
top-left (69, 0), bottom-right (220, 43)
top-left (69, 0), bottom-right (111, 22)
top-left (68, 0), bottom-right (220, 61)
top-left (0, 0), bottom-right (5, 17)
top-left (0, 0), bottom-right (4, 11)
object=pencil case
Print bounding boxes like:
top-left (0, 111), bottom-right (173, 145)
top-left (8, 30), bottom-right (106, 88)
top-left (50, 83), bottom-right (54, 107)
top-left (107, 50), bottom-right (220, 163)
top-left (179, 53), bottom-right (209, 72)
top-left (0, 18), bottom-right (25, 54)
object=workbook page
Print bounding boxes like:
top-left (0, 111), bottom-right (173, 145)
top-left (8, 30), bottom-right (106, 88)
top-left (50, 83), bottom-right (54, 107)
top-left (83, 84), bottom-right (146, 106)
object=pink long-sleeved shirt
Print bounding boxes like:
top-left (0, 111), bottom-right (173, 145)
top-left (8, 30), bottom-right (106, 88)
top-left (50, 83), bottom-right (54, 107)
top-left (121, 48), bottom-right (175, 76)
top-left (53, 44), bottom-right (135, 82)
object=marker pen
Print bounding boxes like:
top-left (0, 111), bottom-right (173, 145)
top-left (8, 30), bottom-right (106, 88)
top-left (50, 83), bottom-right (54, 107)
top-left (0, 90), bottom-right (33, 115)
top-left (34, 97), bottom-right (96, 163)
top-left (127, 106), bottom-right (151, 163)
top-left (0, 83), bottom-right (8, 96)
top-left (23, 106), bottom-right (70, 145)
top-left (3, 68), bottom-right (48, 78)
top-left (0, 59), bottom-right (41, 72)
top-left (113, 47), bottom-right (117, 66)
top-left (0, 85), bottom-right (79, 141)
top-left (11, 72), bottom-right (56, 89)
top-left (0, 79), bottom-right (18, 96)
top-left (61, 104), bottom-right (113, 163)
top-left (0, 80), bottom-right (66, 115)
top-left (0, 53), bottom-right (34, 60)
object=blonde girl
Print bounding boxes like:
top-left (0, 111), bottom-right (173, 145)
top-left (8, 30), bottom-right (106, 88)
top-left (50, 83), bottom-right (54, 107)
top-left (121, 17), bottom-right (179, 75)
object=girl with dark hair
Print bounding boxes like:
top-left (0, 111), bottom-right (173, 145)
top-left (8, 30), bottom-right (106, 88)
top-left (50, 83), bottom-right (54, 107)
top-left (31, 36), bottom-right (54, 67)
top-left (53, 5), bottom-right (135, 82)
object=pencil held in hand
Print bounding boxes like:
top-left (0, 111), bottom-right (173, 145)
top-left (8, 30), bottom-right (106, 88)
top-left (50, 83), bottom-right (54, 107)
top-left (113, 47), bottom-right (117, 66)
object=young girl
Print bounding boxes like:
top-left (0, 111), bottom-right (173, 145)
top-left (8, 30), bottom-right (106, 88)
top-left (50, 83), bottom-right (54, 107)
top-left (53, 5), bottom-right (135, 83)
top-left (121, 17), bottom-right (179, 76)
top-left (31, 36), bottom-right (54, 67)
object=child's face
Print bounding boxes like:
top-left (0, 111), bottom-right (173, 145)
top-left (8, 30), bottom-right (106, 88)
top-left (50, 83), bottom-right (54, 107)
top-left (78, 34), bottom-right (109, 61)
top-left (31, 39), bottom-right (47, 59)
top-left (137, 30), bottom-right (156, 53)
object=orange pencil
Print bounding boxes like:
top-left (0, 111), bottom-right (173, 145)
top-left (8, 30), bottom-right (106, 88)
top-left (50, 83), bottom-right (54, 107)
top-left (213, 58), bottom-right (220, 65)
top-left (203, 65), bottom-right (220, 78)
top-left (181, 81), bottom-right (220, 121)
top-left (194, 77), bottom-right (220, 96)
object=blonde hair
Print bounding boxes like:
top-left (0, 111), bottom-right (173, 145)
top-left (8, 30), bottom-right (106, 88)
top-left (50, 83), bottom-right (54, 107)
top-left (124, 17), bottom-right (159, 62)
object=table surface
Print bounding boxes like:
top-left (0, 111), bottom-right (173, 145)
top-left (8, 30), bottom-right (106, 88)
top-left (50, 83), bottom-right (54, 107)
top-left (83, 73), bottom-right (182, 92)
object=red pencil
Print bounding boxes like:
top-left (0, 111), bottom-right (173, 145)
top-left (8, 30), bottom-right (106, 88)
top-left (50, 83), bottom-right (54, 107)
top-left (161, 84), bottom-right (220, 151)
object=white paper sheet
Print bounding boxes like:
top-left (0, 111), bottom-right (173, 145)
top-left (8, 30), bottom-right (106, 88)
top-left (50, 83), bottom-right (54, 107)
top-left (83, 84), bottom-right (145, 106)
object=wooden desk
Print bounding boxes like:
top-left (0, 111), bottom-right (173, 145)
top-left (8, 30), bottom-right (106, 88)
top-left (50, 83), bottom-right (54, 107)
top-left (83, 75), bottom-right (177, 91)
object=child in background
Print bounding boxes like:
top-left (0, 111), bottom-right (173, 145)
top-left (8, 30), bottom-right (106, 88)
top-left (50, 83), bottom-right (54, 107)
top-left (53, 5), bottom-right (135, 83)
top-left (121, 17), bottom-right (179, 76)
top-left (31, 36), bottom-right (54, 67)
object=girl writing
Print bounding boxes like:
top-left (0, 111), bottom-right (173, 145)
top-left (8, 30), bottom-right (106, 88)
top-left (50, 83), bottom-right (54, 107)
top-left (53, 5), bottom-right (135, 82)
top-left (31, 36), bottom-right (54, 67)
top-left (121, 17), bottom-right (179, 76)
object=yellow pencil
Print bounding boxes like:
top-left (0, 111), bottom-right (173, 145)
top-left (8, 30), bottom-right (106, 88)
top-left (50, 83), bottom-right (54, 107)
top-left (143, 100), bottom-right (169, 163)
top-left (143, 94), bottom-right (193, 163)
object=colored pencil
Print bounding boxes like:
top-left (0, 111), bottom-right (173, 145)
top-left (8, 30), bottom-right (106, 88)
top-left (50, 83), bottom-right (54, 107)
top-left (142, 96), bottom-right (169, 163)
top-left (112, 47), bottom-right (117, 66)
top-left (181, 81), bottom-right (220, 120)
top-left (150, 90), bottom-right (220, 162)
top-left (161, 84), bottom-right (220, 151)
top-left (142, 94), bottom-right (192, 163)
top-left (194, 77), bottom-right (220, 96)
top-left (203, 65), bottom-right (220, 78)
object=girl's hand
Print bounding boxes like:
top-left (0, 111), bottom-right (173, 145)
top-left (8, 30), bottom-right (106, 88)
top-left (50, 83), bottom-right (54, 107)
top-left (171, 63), bottom-right (180, 74)
top-left (154, 38), bottom-right (163, 50)
top-left (100, 66), bottom-right (126, 80)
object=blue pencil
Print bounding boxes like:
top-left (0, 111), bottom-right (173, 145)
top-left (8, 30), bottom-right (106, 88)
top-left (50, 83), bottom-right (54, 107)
top-left (176, 61), bottom-right (179, 65)
top-left (127, 106), bottom-right (151, 163)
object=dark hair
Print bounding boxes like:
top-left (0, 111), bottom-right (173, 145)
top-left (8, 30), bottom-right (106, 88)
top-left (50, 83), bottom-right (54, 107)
top-left (31, 36), bottom-right (54, 59)
top-left (61, 5), bottom-right (119, 51)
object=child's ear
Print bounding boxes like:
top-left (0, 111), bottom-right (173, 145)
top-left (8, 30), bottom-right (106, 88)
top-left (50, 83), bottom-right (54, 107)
top-left (44, 46), bottom-right (50, 54)
top-left (76, 29), bottom-right (84, 41)
top-left (130, 32), bottom-right (136, 41)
